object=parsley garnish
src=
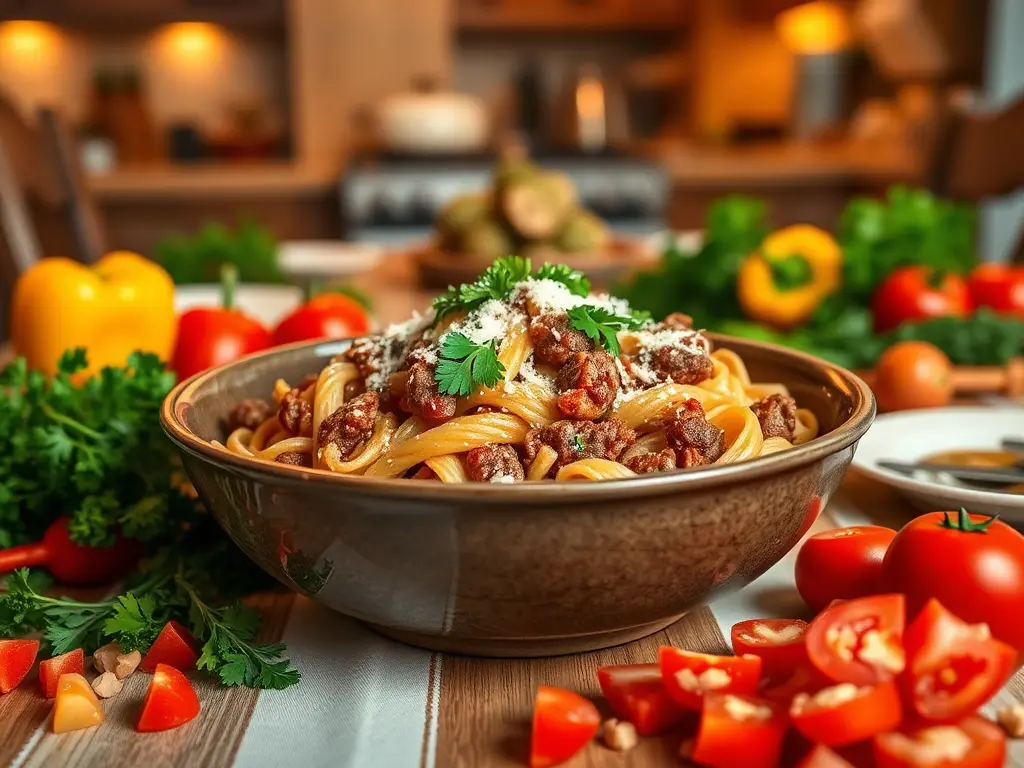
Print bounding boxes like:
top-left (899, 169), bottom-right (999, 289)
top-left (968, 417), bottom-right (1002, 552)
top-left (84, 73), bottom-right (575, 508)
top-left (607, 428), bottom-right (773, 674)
top-left (433, 256), bottom-right (533, 321)
top-left (566, 306), bottom-right (648, 356)
top-left (535, 263), bottom-right (591, 297)
top-left (572, 435), bottom-right (586, 453)
top-left (435, 333), bottom-right (506, 396)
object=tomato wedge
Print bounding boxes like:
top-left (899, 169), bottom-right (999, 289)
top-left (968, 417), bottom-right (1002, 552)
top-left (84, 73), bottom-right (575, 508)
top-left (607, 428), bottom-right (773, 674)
top-left (659, 647), bottom-right (762, 710)
top-left (790, 680), bottom-right (902, 747)
top-left (732, 619), bottom-right (808, 678)
top-left (140, 621), bottom-right (200, 673)
top-left (596, 663), bottom-right (688, 736)
top-left (530, 685), bottom-right (600, 768)
top-left (806, 594), bottom-right (906, 685)
top-left (796, 745), bottom-right (856, 768)
top-left (693, 693), bottom-right (787, 768)
top-left (0, 638), bottom-right (39, 694)
top-left (902, 598), bottom-right (1016, 722)
top-left (137, 663), bottom-right (201, 732)
top-left (39, 648), bottom-right (84, 698)
top-left (874, 716), bottom-right (1006, 768)
top-left (760, 664), bottom-right (828, 705)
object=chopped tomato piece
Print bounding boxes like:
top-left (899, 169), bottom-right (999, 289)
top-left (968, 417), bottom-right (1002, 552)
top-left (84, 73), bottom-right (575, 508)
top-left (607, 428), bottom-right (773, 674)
top-left (761, 664), bottom-right (829, 705)
top-left (874, 716), bottom-right (1006, 768)
top-left (140, 620), bottom-right (200, 673)
top-left (530, 685), bottom-right (600, 768)
top-left (596, 663), bottom-right (688, 736)
top-left (0, 638), bottom-right (39, 694)
top-left (806, 594), bottom-right (906, 686)
top-left (795, 745), bottom-right (856, 768)
top-left (53, 673), bottom-right (103, 733)
top-left (790, 680), bottom-right (902, 747)
top-left (39, 648), bottom-right (84, 698)
top-left (902, 598), bottom-right (1016, 722)
top-left (693, 693), bottom-right (787, 768)
top-left (137, 663), bottom-right (201, 732)
top-left (659, 647), bottom-right (762, 710)
top-left (732, 619), bottom-right (808, 677)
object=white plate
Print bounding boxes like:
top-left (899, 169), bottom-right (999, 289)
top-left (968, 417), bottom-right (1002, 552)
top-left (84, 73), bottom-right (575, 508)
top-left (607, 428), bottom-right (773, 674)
top-left (852, 407), bottom-right (1024, 524)
top-left (277, 241), bottom-right (383, 279)
top-left (174, 284), bottom-right (303, 328)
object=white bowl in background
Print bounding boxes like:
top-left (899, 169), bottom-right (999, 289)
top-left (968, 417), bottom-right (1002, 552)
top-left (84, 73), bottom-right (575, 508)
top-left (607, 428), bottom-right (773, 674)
top-left (277, 241), bottom-right (384, 281)
top-left (174, 284), bottom-right (303, 328)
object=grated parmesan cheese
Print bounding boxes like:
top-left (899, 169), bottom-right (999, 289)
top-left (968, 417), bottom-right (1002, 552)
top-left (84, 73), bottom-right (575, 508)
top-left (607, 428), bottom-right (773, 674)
top-left (517, 359), bottom-right (556, 394)
top-left (490, 475), bottom-right (516, 484)
top-left (442, 299), bottom-right (521, 346)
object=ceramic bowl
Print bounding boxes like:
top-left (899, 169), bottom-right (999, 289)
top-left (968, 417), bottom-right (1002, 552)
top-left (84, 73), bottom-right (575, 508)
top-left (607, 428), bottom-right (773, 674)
top-left (161, 335), bottom-right (874, 657)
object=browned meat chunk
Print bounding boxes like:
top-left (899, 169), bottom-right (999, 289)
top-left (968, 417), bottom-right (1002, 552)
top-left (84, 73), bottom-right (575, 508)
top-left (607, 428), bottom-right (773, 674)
top-left (403, 361), bottom-right (457, 424)
top-left (275, 451), bottom-right (313, 468)
top-left (528, 312), bottom-right (593, 367)
top-left (525, 418), bottom-right (636, 477)
top-left (279, 389), bottom-right (314, 436)
top-left (751, 394), bottom-right (798, 441)
top-left (555, 350), bottom-right (619, 420)
top-left (317, 392), bottom-right (380, 461)
top-left (649, 347), bottom-right (713, 386)
top-left (655, 313), bottom-right (694, 331)
top-left (664, 399), bottom-right (725, 468)
top-left (465, 444), bottom-right (525, 483)
top-left (227, 398), bottom-right (273, 432)
top-left (624, 449), bottom-right (677, 475)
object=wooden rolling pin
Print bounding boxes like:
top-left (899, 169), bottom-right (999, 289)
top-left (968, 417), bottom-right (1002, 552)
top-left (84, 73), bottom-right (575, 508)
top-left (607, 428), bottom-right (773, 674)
top-left (854, 358), bottom-right (1024, 397)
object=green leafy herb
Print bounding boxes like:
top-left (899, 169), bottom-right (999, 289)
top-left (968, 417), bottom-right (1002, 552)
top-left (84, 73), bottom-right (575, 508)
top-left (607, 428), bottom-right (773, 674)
top-left (433, 256), bottom-right (532, 321)
top-left (566, 306), bottom-right (647, 356)
top-left (103, 593), bottom-right (167, 653)
top-left (534, 264), bottom-right (591, 297)
top-left (571, 435), bottom-right (585, 454)
top-left (155, 219), bottom-right (286, 285)
top-left (434, 333), bottom-right (506, 396)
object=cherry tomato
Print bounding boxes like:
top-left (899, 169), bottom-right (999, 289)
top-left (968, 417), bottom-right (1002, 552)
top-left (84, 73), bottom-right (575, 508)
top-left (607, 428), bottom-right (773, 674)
top-left (806, 594), bottom-right (906, 686)
top-left (140, 621), bottom-right (200, 673)
top-left (39, 648), bottom-right (84, 698)
top-left (874, 716), bottom-right (1006, 768)
top-left (760, 664), bottom-right (828, 705)
top-left (692, 693), bottom-right (787, 768)
top-left (530, 685), bottom-right (600, 768)
top-left (731, 619), bottom-right (808, 678)
top-left (902, 598), bottom-right (1016, 722)
top-left (137, 663), bottom-right (200, 732)
top-left (796, 526), bottom-right (897, 612)
top-left (872, 266), bottom-right (971, 333)
top-left (271, 293), bottom-right (371, 346)
top-left (790, 680), bottom-right (902, 747)
top-left (659, 647), bottom-right (762, 710)
top-left (873, 341), bottom-right (953, 412)
top-left (967, 264), bottom-right (1024, 317)
top-left (596, 663), bottom-right (688, 736)
top-left (0, 639), bottom-right (39, 694)
top-left (795, 745), bottom-right (856, 768)
top-left (883, 509), bottom-right (1024, 651)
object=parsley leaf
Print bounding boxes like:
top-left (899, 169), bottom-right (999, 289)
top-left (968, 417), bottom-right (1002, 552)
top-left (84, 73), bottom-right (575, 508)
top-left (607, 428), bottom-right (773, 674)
top-left (566, 306), bottom-right (648, 356)
top-left (571, 435), bottom-right (585, 453)
top-left (534, 264), bottom-right (591, 297)
top-left (435, 333), bottom-right (506, 396)
top-left (432, 256), bottom-right (532, 321)
top-left (103, 593), bottom-right (166, 653)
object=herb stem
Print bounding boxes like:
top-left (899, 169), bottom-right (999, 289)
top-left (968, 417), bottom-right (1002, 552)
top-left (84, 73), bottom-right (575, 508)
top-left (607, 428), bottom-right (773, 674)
top-left (39, 404), bottom-right (105, 441)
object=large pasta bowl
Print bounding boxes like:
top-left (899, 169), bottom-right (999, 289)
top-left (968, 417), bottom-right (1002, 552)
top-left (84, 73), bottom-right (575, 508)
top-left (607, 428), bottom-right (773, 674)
top-left (161, 335), bottom-right (874, 657)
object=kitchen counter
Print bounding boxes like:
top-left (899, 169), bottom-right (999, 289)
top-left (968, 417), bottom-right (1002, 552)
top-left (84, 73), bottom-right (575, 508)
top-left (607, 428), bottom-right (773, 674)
top-left (88, 162), bottom-right (340, 200)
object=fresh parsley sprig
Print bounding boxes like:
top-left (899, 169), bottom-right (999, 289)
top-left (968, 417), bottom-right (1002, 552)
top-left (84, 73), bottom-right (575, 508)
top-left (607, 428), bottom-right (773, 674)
top-left (433, 256), bottom-right (533, 321)
top-left (534, 263), bottom-right (591, 297)
top-left (435, 333), bottom-right (506, 396)
top-left (566, 306), bottom-right (649, 356)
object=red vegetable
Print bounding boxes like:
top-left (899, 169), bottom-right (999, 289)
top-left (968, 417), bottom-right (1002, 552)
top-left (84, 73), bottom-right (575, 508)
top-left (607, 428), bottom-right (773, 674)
top-left (872, 266), bottom-right (971, 332)
top-left (882, 509), bottom-right (1024, 651)
top-left (0, 638), bottom-right (39, 694)
top-left (659, 647), bottom-right (762, 710)
top-left (272, 292), bottom-right (370, 346)
top-left (692, 693), bottom-right (787, 768)
top-left (0, 516), bottom-right (142, 585)
top-left (760, 664), bottom-right (828, 705)
top-left (790, 680), bottom-right (903, 747)
top-left (731, 619), bottom-right (808, 678)
top-left (137, 663), bottom-right (200, 732)
top-left (171, 264), bottom-right (271, 381)
top-left (39, 648), bottom-right (85, 698)
top-left (795, 526), bottom-right (896, 612)
top-left (596, 663), bottom-right (688, 736)
top-left (140, 621), bottom-right (200, 673)
top-left (806, 594), bottom-right (906, 686)
top-left (529, 685), bottom-right (600, 768)
top-left (795, 745), bottom-right (856, 768)
top-left (874, 716), bottom-right (1006, 768)
top-left (901, 598), bottom-right (1016, 722)
top-left (967, 263), bottom-right (1024, 316)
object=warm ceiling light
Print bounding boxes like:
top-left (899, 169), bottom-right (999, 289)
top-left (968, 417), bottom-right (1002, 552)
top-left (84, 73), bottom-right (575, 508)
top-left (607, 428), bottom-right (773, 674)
top-left (0, 20), bottom-right (61, 58)
top-left (776, 1), bottom-right (854, 55)
top-left (155, 22), bottom-right (225, 61)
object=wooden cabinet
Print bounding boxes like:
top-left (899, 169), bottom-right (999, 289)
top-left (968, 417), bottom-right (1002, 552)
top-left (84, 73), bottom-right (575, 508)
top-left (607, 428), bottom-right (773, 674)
top-left (456, 0), bottom-right (688, 32)
top-left (0, 0), bottom-right (284, 28)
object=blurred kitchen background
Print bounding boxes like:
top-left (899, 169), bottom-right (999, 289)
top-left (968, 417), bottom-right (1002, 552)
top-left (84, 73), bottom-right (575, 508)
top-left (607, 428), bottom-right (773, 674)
top-left (0, 0), bottom-right (1021, 339)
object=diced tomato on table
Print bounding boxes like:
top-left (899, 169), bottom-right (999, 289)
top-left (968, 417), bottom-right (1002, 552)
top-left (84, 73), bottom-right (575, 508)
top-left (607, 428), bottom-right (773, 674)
top-left (140, 620), bottom-right (201, 673)
top-left (0, 638), bottom-right (39, 694)
top-left (596, 663), bottom-right (688, 736)
top-left (39, 648), bottom-right (85, 698)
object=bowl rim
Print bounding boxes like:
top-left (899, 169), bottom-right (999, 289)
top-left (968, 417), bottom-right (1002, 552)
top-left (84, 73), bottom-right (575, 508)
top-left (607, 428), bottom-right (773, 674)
top-left (161, 333), bottom-right (876, 503)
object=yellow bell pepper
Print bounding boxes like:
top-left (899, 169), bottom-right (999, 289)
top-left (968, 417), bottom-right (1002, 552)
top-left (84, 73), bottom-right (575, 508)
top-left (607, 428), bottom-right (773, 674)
top-left (11, 251), bottom-right (176, 377)
top-left (736, 225), bottom-right (842, 329)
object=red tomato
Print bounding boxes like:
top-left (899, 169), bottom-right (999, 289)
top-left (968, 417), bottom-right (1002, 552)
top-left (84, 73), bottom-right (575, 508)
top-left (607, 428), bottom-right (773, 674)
top-left (872, 266), bottom-right (972, 333)
top-left (902, 598), bottom-right (1016, 722)
top-left (172, 306), bottom-right (271, 381)
top-left (659, 647), bottom-right (763, 710)
top-left (760, 664), bottom-right (828, 705)
top-left (795, 526), bottom-right (897, 613)
top-left (967, 264), bottom-right (1024, 316)
top-left (140, 621), bottom-right (200, 673)
top-left (0, 638), bottom-right (39, 694)
top-left (790, 680), bottom-right (902, 747)
top-left (795, 745), bottom-right (856, 768)
top-left (806, 594), bottom-right (906, 686)
top-left (596, 663), bottom-right (688, 736)
top-left (692, 693), bottom-right (787, 768)
top-left (874, 716), bottom-right (1006, 768)
top-left (882, 509), bottom-right (1024, 651)
top-left (39, 648), bottom-right (84, 698)
top-left (137, 663), bottom-right (200, 733)
top-left (731, 619), bottom-right (808, 678)
top-left (530, 685), bottom-right (600, 768)
top-left (272, 293), bottom-right (371, 346)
